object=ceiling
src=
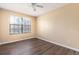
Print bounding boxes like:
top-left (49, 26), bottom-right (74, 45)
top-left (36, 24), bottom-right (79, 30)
top-left (0, 3), bottom-right (67, 17)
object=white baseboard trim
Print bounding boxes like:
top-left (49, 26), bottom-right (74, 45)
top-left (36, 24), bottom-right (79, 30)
top-left (37, 37), bottom-right (79, 52)
top-left (0, 37), bottom-right (35, 45)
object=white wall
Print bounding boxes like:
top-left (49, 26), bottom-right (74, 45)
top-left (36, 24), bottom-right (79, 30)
top-left (37, 4), bottom-right (79, 50)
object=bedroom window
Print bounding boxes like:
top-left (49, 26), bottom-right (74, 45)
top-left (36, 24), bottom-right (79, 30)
top-left (10, 15), bottom-right (31, 34)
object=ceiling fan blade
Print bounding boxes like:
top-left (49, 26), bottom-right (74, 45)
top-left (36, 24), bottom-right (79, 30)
top-left (36, 5), bottom-right (43, 8)
top-left (32, 3), bottom-right (36, 6)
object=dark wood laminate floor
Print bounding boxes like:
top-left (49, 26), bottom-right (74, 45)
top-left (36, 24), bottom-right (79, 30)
top-left (0, 38), bottom-right (79, 55)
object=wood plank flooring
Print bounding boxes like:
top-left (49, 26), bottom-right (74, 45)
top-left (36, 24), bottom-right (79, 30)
top-left (0, 38), bottom-right (79, 55)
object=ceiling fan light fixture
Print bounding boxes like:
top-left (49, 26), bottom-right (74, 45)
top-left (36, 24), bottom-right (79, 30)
top-left (31, 3), bottom-right (44, 11)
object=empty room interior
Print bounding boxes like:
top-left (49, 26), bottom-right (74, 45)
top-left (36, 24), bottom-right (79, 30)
top-left (0, 3), bottom-right (79, 55)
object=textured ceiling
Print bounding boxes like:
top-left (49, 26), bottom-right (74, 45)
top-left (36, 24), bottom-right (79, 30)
top-left (0, 3), bottom-right (67, 17)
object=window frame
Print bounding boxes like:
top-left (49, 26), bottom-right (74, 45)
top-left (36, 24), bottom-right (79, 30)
top-left (9, 15), bottom-right (31, 35)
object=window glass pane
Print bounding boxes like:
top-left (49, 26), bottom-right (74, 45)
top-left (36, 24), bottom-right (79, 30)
top-left (20, 18), bottom-right (23, 25)
top-left (26, 20), bottom-right (29, 25)
top-left (10, 16), bottom-right (15, 24)
top-left (18, 25), bottom-right (22, 33)
top-left (23, 25), bottom-right (27, 32)
top-left (14, 25), bottom-right (19, 34)
top-left (23, 25), bottom-right (31, 33)
top-left (27, 19), bottom-right (31, 25)
top-left (23, 20), bottom-right (26, 25)
top-left (23, 17), bottom-right (31, 25)
top-left (15, 16), bottom-right (21, 24)
top-left (23, 18), bottom-right (26, 25)
top-left (10, 25), bottom-right (15, 34)
top-left (28, 25), bottom-right (31, 32)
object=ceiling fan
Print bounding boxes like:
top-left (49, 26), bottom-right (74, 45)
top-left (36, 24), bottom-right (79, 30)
top-left (31, 3), bottom-right (44, 11)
